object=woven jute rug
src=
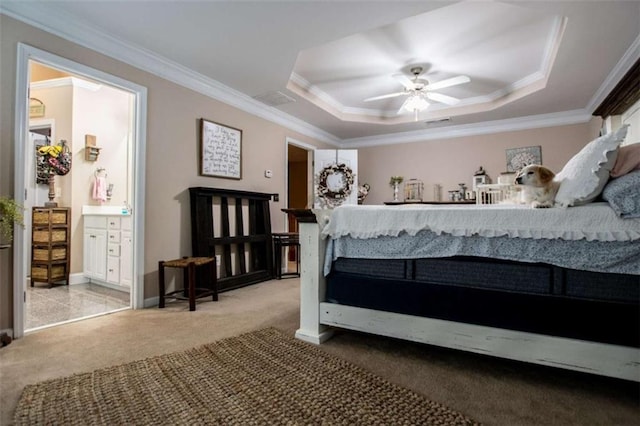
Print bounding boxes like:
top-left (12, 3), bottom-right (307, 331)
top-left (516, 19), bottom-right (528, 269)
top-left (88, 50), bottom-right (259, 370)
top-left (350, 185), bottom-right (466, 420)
top-left (14, 328), bottom-right (478, 425)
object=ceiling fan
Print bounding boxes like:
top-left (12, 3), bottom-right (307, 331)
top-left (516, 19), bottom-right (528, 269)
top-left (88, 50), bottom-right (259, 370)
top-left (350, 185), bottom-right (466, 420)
top-left (364, 67), bottom-right (470, 120)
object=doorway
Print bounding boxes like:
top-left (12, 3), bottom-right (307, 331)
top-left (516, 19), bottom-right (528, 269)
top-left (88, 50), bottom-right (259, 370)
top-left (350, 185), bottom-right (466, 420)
top-left (285, 138), bottom-right (314, 271)
top-left (286, 137), bottom-right (314, 223)
top-left (13, 44), bottom-right (147, 339)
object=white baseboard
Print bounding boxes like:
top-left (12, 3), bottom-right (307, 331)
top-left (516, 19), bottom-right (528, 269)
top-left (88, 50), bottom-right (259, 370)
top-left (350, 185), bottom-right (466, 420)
top-left (144, 296), bottom-right (159, 308)
top-left (69, 272), bottom-right (87, 285)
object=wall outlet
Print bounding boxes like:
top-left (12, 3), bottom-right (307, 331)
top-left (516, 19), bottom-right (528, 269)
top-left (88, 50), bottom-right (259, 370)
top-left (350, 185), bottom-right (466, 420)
top-left (264, 170), bottom-right (273, 178)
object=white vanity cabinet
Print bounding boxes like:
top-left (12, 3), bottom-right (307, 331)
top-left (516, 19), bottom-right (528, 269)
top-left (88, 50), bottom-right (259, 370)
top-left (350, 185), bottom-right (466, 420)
top-left (83, 214), bottom-right (132, 289)
top-left (83, 216), bottom-right (108, 282)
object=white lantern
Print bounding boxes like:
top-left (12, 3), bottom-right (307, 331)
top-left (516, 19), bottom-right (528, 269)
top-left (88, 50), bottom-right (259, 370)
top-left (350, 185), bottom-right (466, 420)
top-left (404, 179), bottom-right (424, 202)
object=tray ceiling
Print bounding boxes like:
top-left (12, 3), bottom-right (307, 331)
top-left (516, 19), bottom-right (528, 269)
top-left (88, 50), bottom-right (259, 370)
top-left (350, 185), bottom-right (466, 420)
top-left (2, 1), bottom-right (638, 146)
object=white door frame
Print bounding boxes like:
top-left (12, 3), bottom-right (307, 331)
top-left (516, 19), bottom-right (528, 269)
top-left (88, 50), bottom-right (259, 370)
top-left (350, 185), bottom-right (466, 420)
top-left (13, 43), bottom-right (147, 338)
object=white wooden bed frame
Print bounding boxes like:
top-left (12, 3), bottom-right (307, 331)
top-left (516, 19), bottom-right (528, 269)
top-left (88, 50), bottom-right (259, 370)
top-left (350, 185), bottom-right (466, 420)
top-left (294, 216), bottom-right (640, 382)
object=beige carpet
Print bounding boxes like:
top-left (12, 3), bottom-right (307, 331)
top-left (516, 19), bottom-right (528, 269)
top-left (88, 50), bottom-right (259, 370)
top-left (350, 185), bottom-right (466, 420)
top-left (1, 278), bottom-right (638, 425)
top-left (14, 327), bottom-right (477, 425)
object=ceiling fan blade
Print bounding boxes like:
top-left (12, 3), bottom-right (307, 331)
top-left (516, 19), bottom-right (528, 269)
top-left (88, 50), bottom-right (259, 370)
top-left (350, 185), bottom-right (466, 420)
top-left (397, 98), bottom-right (411, 115)
top-left (363, 91), bottom-right (406, 102)
top-left (426, 92), bottom-right (460, 106)
top-left (426, 75), bottom-right (470, 91)
top-left (392, 73), bottom-right (416, 90)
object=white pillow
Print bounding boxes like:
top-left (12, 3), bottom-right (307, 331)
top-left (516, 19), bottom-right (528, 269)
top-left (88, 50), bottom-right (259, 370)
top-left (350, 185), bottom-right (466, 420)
top-left (555, 125), bottom-right (628, 207)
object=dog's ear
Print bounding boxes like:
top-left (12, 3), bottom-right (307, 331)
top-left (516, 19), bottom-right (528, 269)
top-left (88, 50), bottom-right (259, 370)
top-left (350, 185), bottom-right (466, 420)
top-left (538, 166), bottom-right (555, 183)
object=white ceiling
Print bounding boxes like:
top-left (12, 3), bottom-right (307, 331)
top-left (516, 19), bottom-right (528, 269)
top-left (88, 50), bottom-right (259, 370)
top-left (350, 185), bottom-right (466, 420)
top-left (2, 1), bottom-right (639, 147)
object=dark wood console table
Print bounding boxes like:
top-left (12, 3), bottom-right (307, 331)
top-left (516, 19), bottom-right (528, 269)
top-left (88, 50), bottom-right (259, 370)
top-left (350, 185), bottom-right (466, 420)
top-left (189, 187), bottom-right (275, 292)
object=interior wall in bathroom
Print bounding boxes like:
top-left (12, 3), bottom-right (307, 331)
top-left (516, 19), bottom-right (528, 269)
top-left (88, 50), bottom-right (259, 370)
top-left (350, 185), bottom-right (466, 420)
top-left (30, 66), bottom-right (133, 275)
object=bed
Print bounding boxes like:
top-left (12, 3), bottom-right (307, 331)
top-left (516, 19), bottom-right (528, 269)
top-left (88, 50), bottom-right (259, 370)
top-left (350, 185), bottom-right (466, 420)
top-left (292, 198), bottom-right (640, 381)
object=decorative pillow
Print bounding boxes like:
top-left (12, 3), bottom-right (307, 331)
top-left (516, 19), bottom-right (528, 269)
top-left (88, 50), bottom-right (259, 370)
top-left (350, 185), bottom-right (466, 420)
top-left (602, 170), bottom-right (640, 218)
top-left (555, 125), bottom-right (628, 207)
top-left (610, 143), bottom-right (640, 177)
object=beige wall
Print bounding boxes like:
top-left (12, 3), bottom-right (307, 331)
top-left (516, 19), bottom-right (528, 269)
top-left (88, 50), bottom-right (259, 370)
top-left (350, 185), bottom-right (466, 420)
top-left (358, 121), bottom-right (602, 205)
top-left (71, 82), bottom-right (133, 274)
top-left (0, 14), bottom-right (604, 332)
top-left (0, 15), bottom-right (331, 330)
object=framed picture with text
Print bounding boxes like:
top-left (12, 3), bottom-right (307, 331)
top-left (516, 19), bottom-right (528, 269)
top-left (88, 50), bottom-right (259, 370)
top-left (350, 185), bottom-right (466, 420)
top-left (200, 118), bottom-right (242, 179)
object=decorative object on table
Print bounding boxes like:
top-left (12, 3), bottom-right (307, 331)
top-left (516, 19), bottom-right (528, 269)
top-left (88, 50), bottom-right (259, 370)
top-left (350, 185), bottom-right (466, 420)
top-left (314, 149), bottom-right (358, 208)
top-left (36, 140), bottom-right (72, 207)
top-left (404, 178), bottom-right (424, 202)
top-left (472, 166), bottom-right (490, 191)
top-left (458, 183), bottom-right (467, 200)
top-left (472, 174), bottom-right (489, 190)
top-left (506, 146), bottom-right (542, 172)
top-left (389, 176), bottom-right (404, 201)
top-left (0, 196), bottom-right (24, 246)
top-left (357, 183), bottom-right (370, 204)
top-left (200, 118), bottom-right (242, 180)
top-left (432, 183), bottom-right (442, 201)
top-left (498, 172), bottom-right (516, 185)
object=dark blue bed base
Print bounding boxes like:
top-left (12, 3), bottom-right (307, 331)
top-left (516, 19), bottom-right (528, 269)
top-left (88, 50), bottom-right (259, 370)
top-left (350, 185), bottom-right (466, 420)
top-left (326, 256), bottom-right (639, 348)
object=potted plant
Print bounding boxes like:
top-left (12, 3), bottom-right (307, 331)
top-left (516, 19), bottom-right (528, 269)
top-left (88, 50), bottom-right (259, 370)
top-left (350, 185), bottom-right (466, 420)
top-left (0, 196), bottom-right (24, 248)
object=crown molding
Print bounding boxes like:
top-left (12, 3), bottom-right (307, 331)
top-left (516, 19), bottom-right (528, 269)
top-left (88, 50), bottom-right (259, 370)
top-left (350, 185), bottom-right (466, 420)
top-left (30, 76), bottom-right (101, 91)
top-left (341, 109), bottom-right (592, 148)
top-left (586, 33), bottom-right (640, 114)
top-left (1, 3), bottom-right (623, 150)
top-left (1, 2), bottom-right (341, 147)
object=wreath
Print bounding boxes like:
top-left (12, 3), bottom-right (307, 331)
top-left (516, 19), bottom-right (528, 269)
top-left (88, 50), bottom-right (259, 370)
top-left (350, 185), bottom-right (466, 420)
top-left (316, 163), bottom-right (355, 206)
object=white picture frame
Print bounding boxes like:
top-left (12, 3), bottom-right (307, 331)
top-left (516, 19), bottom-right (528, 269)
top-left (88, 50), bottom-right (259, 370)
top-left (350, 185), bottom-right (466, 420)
top-left (200, 118), bottom-right (242, 179)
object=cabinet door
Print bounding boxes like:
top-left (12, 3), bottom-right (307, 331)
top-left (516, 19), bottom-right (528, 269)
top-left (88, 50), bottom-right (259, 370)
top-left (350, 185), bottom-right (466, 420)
top-left (106, 256), bottom-right (121, 284)
top-left (83, 228), bottom-right (107, 281)
top-left (120, 230), bottom-right (133, 288)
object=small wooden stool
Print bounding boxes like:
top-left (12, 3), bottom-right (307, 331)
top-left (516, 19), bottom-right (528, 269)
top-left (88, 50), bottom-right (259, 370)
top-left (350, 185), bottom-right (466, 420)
top-left (272, 232), bottom-right (300, 279)
top-left (158, 257), bottom-right (218, 311)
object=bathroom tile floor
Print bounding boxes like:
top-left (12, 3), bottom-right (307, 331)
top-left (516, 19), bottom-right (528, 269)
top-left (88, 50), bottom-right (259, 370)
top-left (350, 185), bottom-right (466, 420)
top-left (26, 283), bottom-right (130, 331)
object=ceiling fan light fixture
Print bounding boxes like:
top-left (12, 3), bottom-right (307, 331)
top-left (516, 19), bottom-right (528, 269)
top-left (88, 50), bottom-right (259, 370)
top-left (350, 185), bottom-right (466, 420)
top-left (403, 95), bottom-right (429, 112)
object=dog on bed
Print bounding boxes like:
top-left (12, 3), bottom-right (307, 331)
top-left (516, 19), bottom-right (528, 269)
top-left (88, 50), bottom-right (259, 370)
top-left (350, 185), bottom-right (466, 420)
top-left (512, 164), bottom-right (559, 208)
